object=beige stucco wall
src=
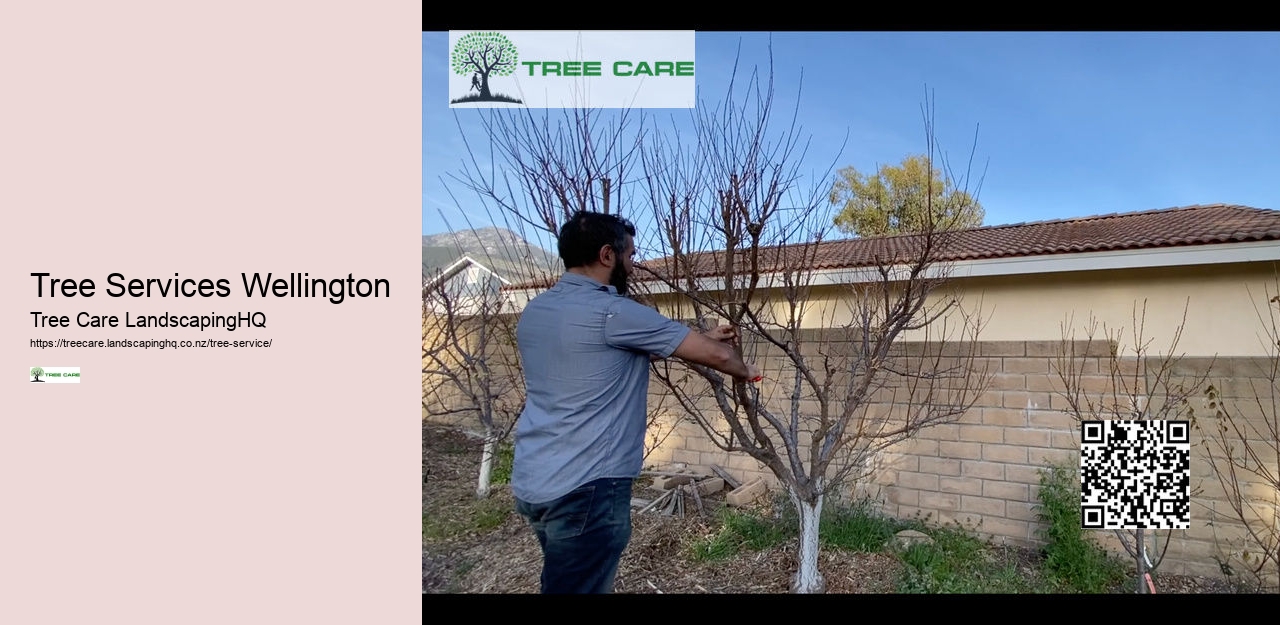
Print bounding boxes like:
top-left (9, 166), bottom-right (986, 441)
top-left (645, 261), bottom-right (1280, 358)
top-left (941, 262), bottom-right (1279, 358)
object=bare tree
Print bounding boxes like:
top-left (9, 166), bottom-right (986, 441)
top-left (1051, 300), bottom-right (1213, 593)
top-left (448, 48), bottom-right (990, 592)
top-left (421, 253), bottom-right (524, 499)
top-left (448, 101), bottom-right (647, 235)
top-left (1194, 271), bottom-right (1280, 592)
top-left (630, 64), bottom-right (990, 592)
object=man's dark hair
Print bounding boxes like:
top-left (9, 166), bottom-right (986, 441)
top-left (557, 211), bottom-right (636, 269)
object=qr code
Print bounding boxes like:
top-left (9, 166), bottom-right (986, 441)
top-left (1079, 420), bottom-right (1190, 529)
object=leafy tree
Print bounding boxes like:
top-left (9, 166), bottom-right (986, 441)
top-left (30, 366), bottom-right (44, 382)
top-left (450, 31), bottom-right (520, 102)
top-left (829, 154), bottom-right (984, 237)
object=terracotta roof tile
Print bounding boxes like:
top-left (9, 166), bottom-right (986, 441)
top-left (506, 204), bottom-right (1280, 289)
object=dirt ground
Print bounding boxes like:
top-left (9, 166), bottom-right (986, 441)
top-left (422, 422), bottom-right (1244, 594)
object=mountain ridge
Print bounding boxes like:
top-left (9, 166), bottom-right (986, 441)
top-left (422, 227), bottom-right (560, 283)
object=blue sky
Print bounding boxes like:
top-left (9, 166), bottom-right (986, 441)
top-left (423, 31), bottom-right (1280, 241)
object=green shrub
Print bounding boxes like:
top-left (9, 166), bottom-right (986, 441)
top-left (1035, 464), bottom-right (1127, 593)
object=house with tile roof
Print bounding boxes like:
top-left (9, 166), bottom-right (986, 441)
top-left (506, 203), bottom-right (1280, 355)
top-left (496, 203), bottom-right (1280, 581)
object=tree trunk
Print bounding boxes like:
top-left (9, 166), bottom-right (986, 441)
top-left (789, 488), bottom-right (826, 594)
top-left (476, 426), bottom-right (496, 499)
top-left (1135, 529), bottom-right (1149, 594)
top-left (480, 73), bottom-right (492, 99)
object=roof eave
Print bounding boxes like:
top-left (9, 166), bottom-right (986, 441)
top-left (500, 239), bottom-right (1280, 305)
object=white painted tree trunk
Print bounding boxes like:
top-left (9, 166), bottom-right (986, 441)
top-left (790, 488), bottom-right (826, 594)
top-left (476, 427), bottom-right (496, 499)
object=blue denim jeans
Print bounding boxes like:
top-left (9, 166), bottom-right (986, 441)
top-left (515, 477), bottom-right (634, 594)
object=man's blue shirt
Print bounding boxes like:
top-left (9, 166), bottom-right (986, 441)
top-left (511, 272), bottom-right (691, 504)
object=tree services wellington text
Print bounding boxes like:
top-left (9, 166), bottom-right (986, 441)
top-left (29, 272), bottom-right (391, 328)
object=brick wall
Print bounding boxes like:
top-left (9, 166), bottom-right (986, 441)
top-left (425, 312), bottom-right (1278, 584)
top-left (643, 338), bottom-right (1278, 583)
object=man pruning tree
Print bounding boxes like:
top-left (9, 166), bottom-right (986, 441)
top-left (511, 210), bottom-right (761, 594)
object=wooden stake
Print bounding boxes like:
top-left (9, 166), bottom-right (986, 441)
top-left (710, 465), bottom-right (742, 490)
top-left (639, 490), bottom-right (671, 514)
top-left (689, 480), bottom-right (705, 515)
top-left (663, 489), bottom-right (679, 515)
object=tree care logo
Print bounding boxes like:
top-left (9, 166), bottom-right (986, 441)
top-left (450, 32), bottom-right (523, 105)
top-left (30, 366), bottom-right (80, 383)
top-left (446, 31), bottom-right (695, 109)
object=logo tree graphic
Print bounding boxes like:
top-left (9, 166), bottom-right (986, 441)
top-left (30, 366), bottom-right (44, 382)
top-left (450, 31), bottom-right (522, 104)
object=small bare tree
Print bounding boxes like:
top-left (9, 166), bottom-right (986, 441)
top-left (1194, 271), bottom-right (1280, 592)
top-left (421, 256), bottom-right (524, 499)
top-left (422, 233), bottom-right (681, 499)
top-left (447, 49), bottom-right (991, 592)
top-left (1052, 299), bottom-right (1213, 593)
